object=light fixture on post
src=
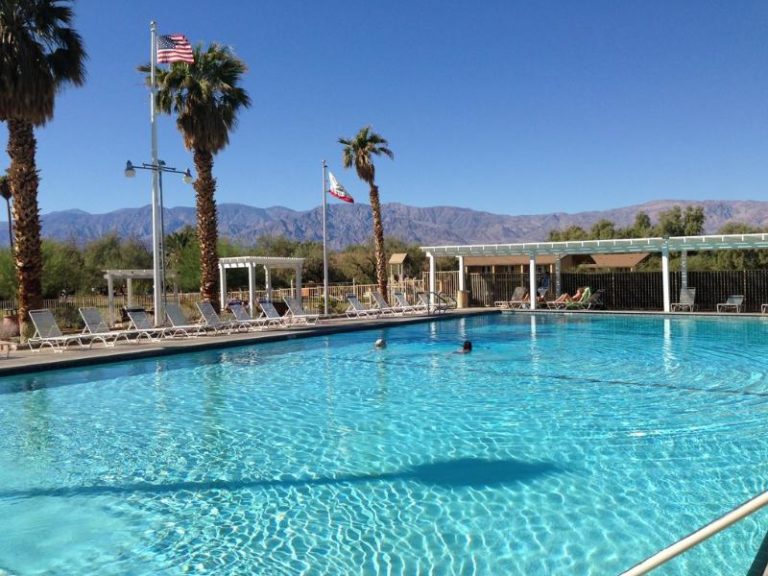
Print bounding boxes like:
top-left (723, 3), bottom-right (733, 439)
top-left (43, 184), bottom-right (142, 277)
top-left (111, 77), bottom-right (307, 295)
top-left (124, 159), bottom-right (194, 326)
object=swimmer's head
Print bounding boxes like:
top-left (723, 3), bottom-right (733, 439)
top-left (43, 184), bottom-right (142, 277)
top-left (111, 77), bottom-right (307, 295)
top-left (462, 341), bottom-right (472, 352)
top-left (374, 338), bottom-right (387, 349)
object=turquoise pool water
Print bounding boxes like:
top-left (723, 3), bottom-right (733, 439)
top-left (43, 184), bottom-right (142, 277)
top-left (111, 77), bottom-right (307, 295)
top-left (1, 313), bottom-right (768, 575)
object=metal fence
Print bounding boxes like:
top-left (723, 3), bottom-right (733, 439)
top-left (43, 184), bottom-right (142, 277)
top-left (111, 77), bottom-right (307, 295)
top-left (433, 270), bottom-right (768, 312)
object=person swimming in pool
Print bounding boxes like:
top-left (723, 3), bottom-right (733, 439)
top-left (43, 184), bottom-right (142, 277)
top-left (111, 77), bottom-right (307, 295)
top-left (457, 340), bottom-right (472, 353)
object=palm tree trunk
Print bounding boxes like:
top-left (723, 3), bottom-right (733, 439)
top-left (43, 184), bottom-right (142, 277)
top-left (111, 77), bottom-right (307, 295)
top-left (7, 120), bottom-right (43, 340)
top-left (369, 183), bottom-right (388, 298)
top-left (193, 148), bottom-right (220, 308)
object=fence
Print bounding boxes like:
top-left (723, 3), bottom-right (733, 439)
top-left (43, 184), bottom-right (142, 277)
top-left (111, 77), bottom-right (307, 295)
top-left (432, 270), bottom-right (768, 313)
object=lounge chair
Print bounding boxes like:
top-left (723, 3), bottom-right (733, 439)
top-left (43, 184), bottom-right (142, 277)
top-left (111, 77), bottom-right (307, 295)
top-left (402, 292), bottom-right (429, 313)
top-left (565, 287), bottom-right (593, 310)
top-left (79, 307), bottom-right (135, 347)
top-left (229, 302), bottom-right (269, 330)
top-left (717, 295), bottom-right (744, 313)
top-left (547, 287), bottom-right (586, 310)
top-left (29, 309), bottom-right (89, 352)
top-left (417, 291), bottom-right (450, 314)
top-left (762, 303), bottom-right (768, 314)
top-left (371, 292), bottom-right (399, 315)
top-left (671, 287), bottom-right (696, 312)
top-left (196, 300), bottom-right (245, 333)
top-left (0, 340), bottom-right (13, 358)
top-left (345, 294), bottom-right (379, 318)
top-left (257, 300), bottom-right (289, 328)
top-left (393, 292), bottom-right (419, 314)
top-left (165, 302), bottom-right (206, 337)
top-left (283, 297), bottom-right (320, 325)
top-left (495, 286), bottom-right (527, 309)
top-left (125, 308), bottom-right (165, 341)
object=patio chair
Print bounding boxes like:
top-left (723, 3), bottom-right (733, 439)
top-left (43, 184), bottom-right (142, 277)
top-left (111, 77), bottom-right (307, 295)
top-left (565, 287), bottom-right (593, 310)
top-left (371, 292), bottom-right (400, 315)
top-left (418, 291), bottom-right (451, 314)
top-left (29, 309), bottom-right (89, 353)
top-left (671, 287), bottom-right (696, 312)
top-left (283, 297), bottom-right (320, 325)
top-left (257, 300), bottom-right (289, 328)
top-left (345, 294), bottom-right (379, 318)
top-left (762, 303), bottom-right (768, 314)
top-left (494, 286), bottom-right (527, 309)
top-left (393, 292), bottom-right (419, 314)
top-left (403, 292), bottom-right (429, 313)
top-left (79, 307), bottom-right (135, 347)
top-left (165, 302), bottom-right (206, 337)
top-left (717, 295), bottom-right (744, 313)
top-left (229, 302), bottom-right (269, 330)
top-left (125, 308), bottom-right (166, 341)
top-left (196, 301), bottom-right (245, 334)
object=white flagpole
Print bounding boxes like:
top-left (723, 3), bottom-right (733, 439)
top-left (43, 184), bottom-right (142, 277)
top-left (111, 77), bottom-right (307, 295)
top-left (149, 21), bottom-right (164, 327)
top-left (322, 160), bottom-right (329, 316)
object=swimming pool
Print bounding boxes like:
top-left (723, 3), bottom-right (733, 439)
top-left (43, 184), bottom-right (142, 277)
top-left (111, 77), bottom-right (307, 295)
top-left (1, 313), bottom-right (767, 575)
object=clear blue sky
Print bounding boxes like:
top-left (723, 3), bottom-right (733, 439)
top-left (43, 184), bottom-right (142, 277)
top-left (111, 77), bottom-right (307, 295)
top-left (3, 0), bottom-right (767, 218)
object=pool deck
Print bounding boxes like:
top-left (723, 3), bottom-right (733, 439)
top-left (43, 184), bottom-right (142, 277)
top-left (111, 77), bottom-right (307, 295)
top-left (0, 308), bottom-right (495, 376)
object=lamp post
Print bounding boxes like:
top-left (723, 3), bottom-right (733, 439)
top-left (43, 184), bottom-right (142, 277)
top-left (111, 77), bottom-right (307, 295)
top-left (125, 160), bottom-right (193, 326)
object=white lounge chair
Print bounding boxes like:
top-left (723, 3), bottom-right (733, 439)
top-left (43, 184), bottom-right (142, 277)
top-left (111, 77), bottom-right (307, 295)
top-left (393, 292), bottom-right (419, 314)
top-left (283, 297), bottom-right (319, 325)
top-left (196, 301), bottom-right (245, 333)
top-left (229, 302), bottom-right (269, 331)
top-left (125, 308), bottom-right (165, 341)
top-left (671, 287), bottom-right (696, 312)
top-left (79, 307), bottom-right (135, 347)
top-left (717, 295), bottom-right (744, 313)
top-left (29, 309), bottom-right (89, 353)
top-left (257, 300), bottom-right (288, 328)
top-left (371, 292), bottom-right (400, 315)
top-left (165, 302), bottom-right (206, 337)
top-left (417, 292), bottom-right (449, 314)
top-left (345, 294), bottom-right (379, 318)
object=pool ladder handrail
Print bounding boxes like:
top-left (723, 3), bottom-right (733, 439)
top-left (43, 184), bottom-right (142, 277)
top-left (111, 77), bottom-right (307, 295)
top-left (620, 490), bottom-right (768, 575)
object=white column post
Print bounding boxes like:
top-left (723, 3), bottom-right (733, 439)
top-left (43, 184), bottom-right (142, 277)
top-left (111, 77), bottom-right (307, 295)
top-left (248, 263), bottom-right (256, 317)
top-left (295, 265), bottom-right (303, 303)
top-left (106, 274), bottom-right (115, 325)
top-left (127, 278), bottom-right (134, 306)
top-left (457, 255), bottom-right (465, 291)
top-left (555, 257), bottom-right (562, 297)
top-left (427, 252), bottom-right (436, 311)
top-left (219, 263), bottom-right (227, 310)
top-left (264, 266), bottom-right (272, 301)
top-left (681, 250), bottom-right (688, 289)
top-left (528, 254), bottom-right (537, 310)
top-left (662, 241), bottom-right (671, 312)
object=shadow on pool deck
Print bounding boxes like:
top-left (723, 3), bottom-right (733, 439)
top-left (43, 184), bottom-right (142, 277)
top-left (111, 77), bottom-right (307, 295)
top-left (0, 457), bottom-right (563, 500)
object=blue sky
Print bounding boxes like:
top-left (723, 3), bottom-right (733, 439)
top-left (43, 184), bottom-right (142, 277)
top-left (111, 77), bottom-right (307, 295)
top-left (4, 0), bottom-right (767, 218)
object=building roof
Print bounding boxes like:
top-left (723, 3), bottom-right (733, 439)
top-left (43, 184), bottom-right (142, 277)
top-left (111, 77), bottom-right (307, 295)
top-left (585, 253), bottom-right (650, 268)
top-left (464, 255), bottom-right (562, 266)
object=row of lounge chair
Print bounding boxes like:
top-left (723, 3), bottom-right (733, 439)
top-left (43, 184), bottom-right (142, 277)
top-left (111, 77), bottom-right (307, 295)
top-left (671, 288), bottom-right (747, 313)
top-left (27, 297), bottom-right (323, 352)
top-left (345, 291), bottom-right (450, 318)
top-left (495, 286), bottom-right (605, 311)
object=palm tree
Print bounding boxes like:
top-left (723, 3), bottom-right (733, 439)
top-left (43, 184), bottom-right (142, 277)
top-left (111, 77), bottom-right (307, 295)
top-left (339, 126), bottom-right (394, 298)
top-left (0, 175), bottom-right (12, 251)
top-left (0, 0), bottom-right (86, 338)
top-left (141, 44), bottom-right (251, 306)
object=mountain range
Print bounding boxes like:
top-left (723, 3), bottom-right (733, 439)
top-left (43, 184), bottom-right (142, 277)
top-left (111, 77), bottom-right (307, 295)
top-left (1, 199), bottom-right (767, 249)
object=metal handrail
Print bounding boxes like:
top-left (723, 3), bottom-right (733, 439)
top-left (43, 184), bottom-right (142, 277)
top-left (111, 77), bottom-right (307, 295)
top-left (621, 490), bottom-right (768, 575)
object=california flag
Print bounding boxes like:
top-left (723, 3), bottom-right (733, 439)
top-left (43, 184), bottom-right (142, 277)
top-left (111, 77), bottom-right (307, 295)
top-left (328, 172), bottom-right (354, 203)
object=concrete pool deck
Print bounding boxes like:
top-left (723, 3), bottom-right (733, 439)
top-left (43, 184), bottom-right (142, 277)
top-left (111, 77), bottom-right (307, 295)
top-left (0, 308), bottom-right (495, 376)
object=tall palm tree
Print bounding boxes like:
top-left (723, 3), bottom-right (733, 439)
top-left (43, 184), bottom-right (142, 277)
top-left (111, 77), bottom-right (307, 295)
top-left (0, 175), bottom-right (12, 251)
top-left (141, 43), bottom-right (251, 306)
top-left (0, 0), bottom-right (86, 338)
top-left (339, 126), bottom-right (394, 298)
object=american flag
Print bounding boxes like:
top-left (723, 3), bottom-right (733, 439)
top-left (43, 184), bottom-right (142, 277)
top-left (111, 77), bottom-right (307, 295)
top-left (157, 34), bottom-right (194, 64)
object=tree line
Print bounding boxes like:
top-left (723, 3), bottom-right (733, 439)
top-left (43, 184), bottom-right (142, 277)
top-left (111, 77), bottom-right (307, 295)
top-left (548, 205), bottom-right (768, 270)
top-left (0, 230), bottom-right (427, 302)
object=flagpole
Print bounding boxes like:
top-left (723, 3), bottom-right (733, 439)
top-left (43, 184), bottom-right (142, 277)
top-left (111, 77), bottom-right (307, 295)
top-left (149, 21), bottom-right (164, 327)
top-left (322, 160), bottom-right (329, 316)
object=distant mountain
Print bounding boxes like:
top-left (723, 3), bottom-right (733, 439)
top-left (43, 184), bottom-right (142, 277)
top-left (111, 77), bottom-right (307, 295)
top-left (2, 199), bottom-right (768, 249)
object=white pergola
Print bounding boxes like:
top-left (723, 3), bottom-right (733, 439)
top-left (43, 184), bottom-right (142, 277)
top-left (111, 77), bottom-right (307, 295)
top-left (103, 268), bottom-right (176, 325)
top-left (420, 233), bottom-right (768, 312)
top-left (218, 256), bottom-right (305, 314)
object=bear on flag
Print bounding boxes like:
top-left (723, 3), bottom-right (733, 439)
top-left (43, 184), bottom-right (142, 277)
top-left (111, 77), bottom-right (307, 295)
top-left (328, 172), bottom-right (354, 203)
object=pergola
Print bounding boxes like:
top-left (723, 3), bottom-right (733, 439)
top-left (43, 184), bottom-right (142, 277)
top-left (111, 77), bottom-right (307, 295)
top-left (218, 256), bottom-right (305, 314)
top-left (420, 232), bottom-right (768, 311)
top-left (102, 269), bottom-right (177, 325)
